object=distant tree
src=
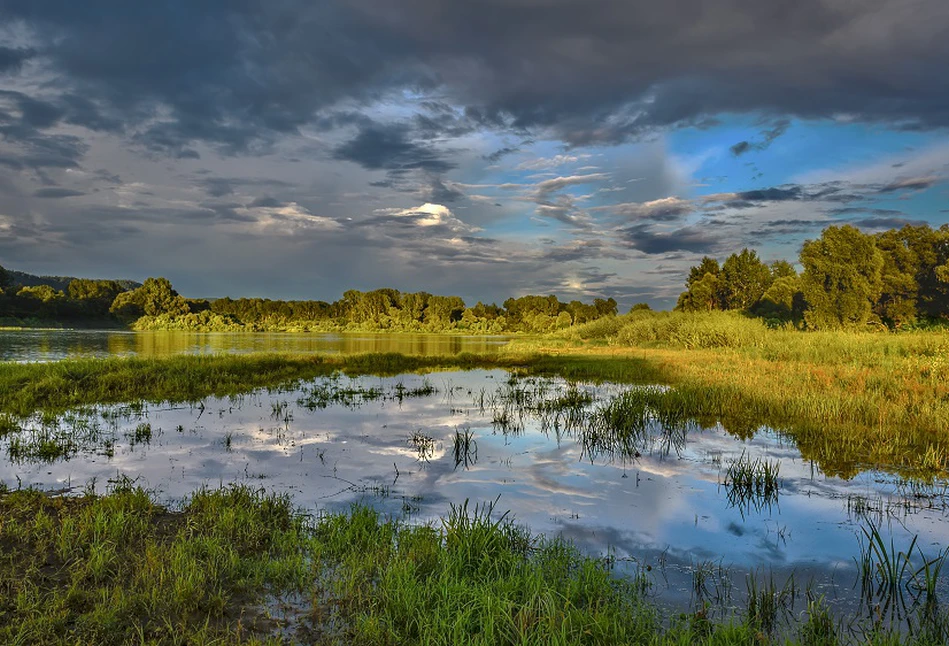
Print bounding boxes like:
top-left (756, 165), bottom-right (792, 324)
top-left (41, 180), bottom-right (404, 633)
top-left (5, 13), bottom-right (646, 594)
top-left (592, 297), bottom-right (618, 317)
top-left (471, 301), bottom-right (502, 320)
top-left (424, 295), bottom-right (465, 328)
top-left (677, 272), bottom-right (721, 312)
top-left (898, 224), bottom-right (949, 321)
top-left (0, 264), bottom-right (9, 292)
top-left (755, 275), bottom-right (805, 324)
top-left (687, 257), bottom-right (721, 287)
top-left (17, 285), bottom-right (65, 302)
top-left (68, 278), bottom-right (125, 310)
top-left (769, 260), bottom-right (797, 281)
top-left (719, 249), bottom-right (772, 311)
top-left (800, 225), bottom-right (884, 329)
top-left (874, 227), bottom-right (921, 327)
top-left (111, 277), bottom-right (189, 319)
top-left (629, 302), bottom-right (652, 312)
top-left (676, 257), bottom-right (722, 312)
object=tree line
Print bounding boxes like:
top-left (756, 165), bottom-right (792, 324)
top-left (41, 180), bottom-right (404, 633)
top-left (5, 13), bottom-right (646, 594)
top-left (676, 223), bottom-right (949, 328)
top-left (0, 269), bottom-right (620, 333)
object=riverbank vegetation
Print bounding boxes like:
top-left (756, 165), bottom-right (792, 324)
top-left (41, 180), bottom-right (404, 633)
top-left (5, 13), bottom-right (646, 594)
top-left (677, 223), bottom-right (949, 329)
top-left (2, 483), bottom-right (946, 645)
top-left (3, 223), bottom-right (948, 333)
top-left (0, 268), bottom-right (622, 334)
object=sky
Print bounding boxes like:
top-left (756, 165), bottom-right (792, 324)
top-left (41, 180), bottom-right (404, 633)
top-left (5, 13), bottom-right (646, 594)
top-left (0, 1), bottom-right (947, 309)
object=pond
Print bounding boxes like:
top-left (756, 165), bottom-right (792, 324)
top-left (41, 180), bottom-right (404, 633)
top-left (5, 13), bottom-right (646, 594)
top-left (0, 329), bottom-right (512, 362)
top-left (2, 368), bottom-right (947, 633)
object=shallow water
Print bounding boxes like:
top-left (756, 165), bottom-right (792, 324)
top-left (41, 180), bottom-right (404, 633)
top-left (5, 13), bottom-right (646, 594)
top-left (0, 329), bottom-right (511, 362)
top-left (3, 369), bottom-right (947, 625)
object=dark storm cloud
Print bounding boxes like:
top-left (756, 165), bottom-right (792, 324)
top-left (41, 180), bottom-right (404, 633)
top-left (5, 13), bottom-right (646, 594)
top-left (427, 178), bottom-right (465, 203)
top-left (0, 46), bottom-right (35, 73)
top-left (735, 186), bottom-right (803, 202)
top-left (483, 146), bottom-right (520, 163)
top-left (620, 223), bottom-right (720, 255)
top-left (2, 0), bottom-right (946, 156)
top-left (33, 187), bottom-right (85, 198)
top-left (333, 123), bottom-right (456, 175)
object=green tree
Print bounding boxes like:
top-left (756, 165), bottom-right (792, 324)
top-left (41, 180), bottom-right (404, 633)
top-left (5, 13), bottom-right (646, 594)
top-left (769, 260), bottom-right (797, 280)
top-left (800, 225), bottom-right (884, 329)
top-left (755, 275), bottom-right (805, 324)
top-left (110, 277), bottom-right (189, 319)
top-left (676, 257), bottom-right (721, 312)
top-left (874, 227), bottom-right (920, 327)
top-left (0, 264), bottom-right (10, 293)
top-left (17, 285), bottom-right (65, 302)
top-left (719, 249), bottom-right (772, 311)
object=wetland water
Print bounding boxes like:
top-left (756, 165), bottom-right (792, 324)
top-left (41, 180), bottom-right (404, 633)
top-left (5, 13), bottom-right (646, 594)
top-left (0, 329), bottom-right (512, 362)
top-left (2, 366), bottom-right (948, 628)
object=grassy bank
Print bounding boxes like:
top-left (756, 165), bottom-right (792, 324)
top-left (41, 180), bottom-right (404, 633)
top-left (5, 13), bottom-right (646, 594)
top-left (2, 484), bottom-right (945, 645)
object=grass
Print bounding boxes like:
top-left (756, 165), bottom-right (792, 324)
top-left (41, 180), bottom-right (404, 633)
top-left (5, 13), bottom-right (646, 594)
top-left (3, 484), bottom-right (948, 645)
top-left (722, 452), bottom-right (781, 513)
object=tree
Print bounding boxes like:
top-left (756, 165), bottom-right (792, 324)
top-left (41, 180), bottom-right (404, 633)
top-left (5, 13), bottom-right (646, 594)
top-left (676, 257), bottom-right (722, 312)
top-left (592, 297), bottom-right (618, 317)
top-left (719, 249), bottom-right (772, 311)
top-left (110, 277), bottom-right (189, 319)
top-left (800, 226), bottom-right (884, 329)
top-left (0, 264), bottom-right (9, 292)
top-left (17, 285), bottom-right (65, 302)
top-left (755, 275), bottom-right (805, 324)
top-left (769, 260), bottom-right (797, 281)
top-left (874, 227), bottom-right (920, 327)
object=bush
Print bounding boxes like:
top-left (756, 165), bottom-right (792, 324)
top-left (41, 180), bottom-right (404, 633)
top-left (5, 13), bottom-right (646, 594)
top-left (616, 311), bottom-right (768, 349)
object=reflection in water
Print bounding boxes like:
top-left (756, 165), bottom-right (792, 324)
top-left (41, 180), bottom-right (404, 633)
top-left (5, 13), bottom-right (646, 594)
top-left (0, 330), bottom-right (512, 362)
top-left (2, 369), bottom-right (949, 627)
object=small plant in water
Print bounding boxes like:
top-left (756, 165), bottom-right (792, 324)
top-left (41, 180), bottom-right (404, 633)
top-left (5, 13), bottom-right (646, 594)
top-left (722, 451), bottom-right (780, 514)
top-left (410, 430), bottom-right (435, 462)
top-left (452, 426), bottom-right (477, 470)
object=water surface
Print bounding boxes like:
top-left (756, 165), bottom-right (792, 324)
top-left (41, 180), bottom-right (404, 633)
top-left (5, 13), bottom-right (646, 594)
top-left (0, 329), bottom-right (511, 362)
top-left (3, 369), bottom-right (947, 625)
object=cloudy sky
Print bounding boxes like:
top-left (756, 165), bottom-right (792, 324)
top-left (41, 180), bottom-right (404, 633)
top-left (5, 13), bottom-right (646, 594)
top-left (1, 1), bottom-right (947, 308)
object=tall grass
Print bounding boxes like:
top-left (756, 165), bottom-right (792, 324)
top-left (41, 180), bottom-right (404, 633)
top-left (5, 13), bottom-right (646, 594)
top-left (615, 310), bottom-right (770, 349)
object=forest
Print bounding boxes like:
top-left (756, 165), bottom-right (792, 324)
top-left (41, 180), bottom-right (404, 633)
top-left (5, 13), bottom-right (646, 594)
top-left (2, 223), bottom-right (948, 332)
top-left (677, 223), bottom-right (949, 328)
top-left (0, 265), bottom-right (620, 333)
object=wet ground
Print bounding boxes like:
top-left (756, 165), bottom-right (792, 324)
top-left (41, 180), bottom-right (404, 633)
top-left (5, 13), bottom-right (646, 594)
top-left (3, 368), bottom-right (947, 627)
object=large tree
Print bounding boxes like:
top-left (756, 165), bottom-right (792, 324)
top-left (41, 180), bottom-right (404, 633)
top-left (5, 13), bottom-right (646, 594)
top-left (676, 257), bottom-right (721, 312)
top-left (800, 225), bottom-right (884, 329)
top-left (719, 249), bottom-right (772, 311)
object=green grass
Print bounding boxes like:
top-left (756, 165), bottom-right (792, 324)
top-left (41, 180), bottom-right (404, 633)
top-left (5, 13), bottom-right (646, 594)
top-left (3, 485), bottom-right (947, 645)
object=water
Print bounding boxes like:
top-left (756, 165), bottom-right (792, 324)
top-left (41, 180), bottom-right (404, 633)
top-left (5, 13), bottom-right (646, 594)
top-left (3, 369), bottom-right (948, 625)
top-left (0, 329), bottom-right (512, 362)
